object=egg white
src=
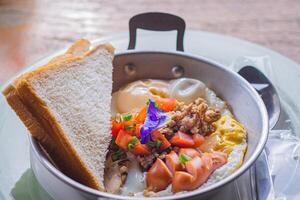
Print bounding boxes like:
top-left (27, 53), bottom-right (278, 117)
top-left (202, 142), bottom-right (247, 186)
top-left (113, 78), bottom-right (247, 196)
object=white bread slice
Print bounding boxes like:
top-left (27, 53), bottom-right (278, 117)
top-left (2, 39), bottom-right (114, 191)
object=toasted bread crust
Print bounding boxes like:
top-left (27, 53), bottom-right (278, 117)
top-left (2, 39), bottom-right (114, 191)
top-left (4, 84), bottom-right (101, 188)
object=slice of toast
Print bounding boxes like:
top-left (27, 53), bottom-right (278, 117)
top-left (2, 39), bottom-right (114, 191)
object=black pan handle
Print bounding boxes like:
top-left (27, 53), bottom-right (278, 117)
top-left (128, 12), bottom-right (186, 51)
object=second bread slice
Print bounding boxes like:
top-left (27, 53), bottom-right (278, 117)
top-left (3, 39), bottom-right (114, 191)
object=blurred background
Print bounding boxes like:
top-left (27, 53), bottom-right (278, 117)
top-left (0, 0), bottom-right (299, 83)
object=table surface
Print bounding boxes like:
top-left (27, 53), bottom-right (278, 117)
top-left (0, 0), bottom-right (299, 83)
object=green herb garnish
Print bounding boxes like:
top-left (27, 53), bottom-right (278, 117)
top-left (179, 154), bottom-right (192, 164)
top-left (111, 150), bottom-right (123, 161)
top-left (115, 113), bottom-right (122, 123)
top-left (147, 140), bottom-right (162, 149)
top-left (155, 140), bottom-right (162, 148)
top-left (124, 125), bottom-right (134, 131)
top-left (111, 138), bottom-right (118, 149)
top-left (123, 112), bottom-right (132, 121)
top-left (154, 102), bottom-right (160, 109)
top-left (128, 136), bottom-right (139, 150)
top-left (147, 141), bottom-right (155, 148)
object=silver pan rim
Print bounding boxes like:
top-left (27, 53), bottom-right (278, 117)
top-left (29, 50), bottom-right (269, 200)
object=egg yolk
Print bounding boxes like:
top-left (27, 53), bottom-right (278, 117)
top-left (200, 115), bottom-right (246, 156)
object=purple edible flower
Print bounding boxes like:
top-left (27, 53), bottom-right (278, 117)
top-left (140, 100), bottom-right (167, 144)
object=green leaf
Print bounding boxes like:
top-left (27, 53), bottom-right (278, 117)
top-left (147, 140), bottom-right (162, 149)
top-left (155, 140), bottom-right (162, 148)
top-left (124, 125), bottom-right (134, 131)
top-left (111, 150), bottom-right (123, 161)
top-left (128, 136), bottom-right (139, 150)
top-left (179, 154), bottom-right (192, 164)
top-left (111, 137), bottom-right (118, 149)
top-left (123, 113), bottom-right (132, 121)
top-left (147, 141), bottom-right (156, 148)
top-left (127, 143), bottom-right (134, 150)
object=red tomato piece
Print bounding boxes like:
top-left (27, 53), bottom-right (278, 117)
top-left (151, 130), bottom-right (171, 150)
top-left (123, 119), bottom-right (135, 132)
top-left (132, 143), bottom-right (151, 156)
top-left (156, 98), bottom-right (177, 112)
top-left (135, 124), bottom-right (142, 138)
top-left (192, 134), bottom-right (205, 148)
top-left (111, 118), bottom-right (123, 138)
top-left (170, 131), bottom-right (195, 148)
top-left (115, 130), bottom-right (132, 150)
top-left (135, 107), bottom-right (147, 124)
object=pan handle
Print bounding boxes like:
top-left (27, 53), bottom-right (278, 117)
top-left (128, 12), bottom-right (186, 51)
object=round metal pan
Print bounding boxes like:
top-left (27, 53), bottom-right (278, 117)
top-left (29, 13), bottom-right (269, 200)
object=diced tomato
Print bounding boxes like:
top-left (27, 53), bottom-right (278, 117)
top-left (132, 143), bottom-right (151, 155)
top-left (135, 124), bottom-right (142, 138)
top-left (146, 158), bottom-right (173, 192)
top-left (156, 98), bottom-right (177, 112)
top-left (115, 129), bottom-right (150, 155)
top-left (192, 134), bottom-right (205, 148)
top-left (121, 121), bottom-right (135, 137)
top-left (123, 119), bottom-right (135, 130)
top-left (115, 130), bottom-right (133, 150)
top-left (111, 119), bottom-right (124, 138)
top-left (135, 107), bottom-right (147, 124)
top-left (170, 131), bottom-right (195, 148)
top-left (151, 130), bottom-right (171, 150)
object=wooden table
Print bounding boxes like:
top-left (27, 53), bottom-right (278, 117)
top-left (0, 0), bottom-right (299, 83)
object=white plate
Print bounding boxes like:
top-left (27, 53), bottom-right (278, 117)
top-left (0, 30), bottom-right (299, 200)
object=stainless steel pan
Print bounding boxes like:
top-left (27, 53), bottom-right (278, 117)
top-left (29, 13), bottom-right (269, 200)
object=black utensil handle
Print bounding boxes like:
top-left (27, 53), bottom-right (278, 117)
top-left (238, 65), bottom-right (281, 129)
top-left (238, 66), bottom-right (269, 95)
top-left (128, 12), bottom-right (186, 51)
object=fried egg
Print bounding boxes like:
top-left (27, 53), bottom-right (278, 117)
top-left (201, 115), bottom-right (247, 186)
top-left (112, 78), bottom-right (247, 196)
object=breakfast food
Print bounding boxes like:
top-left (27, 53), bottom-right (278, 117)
top-left (2, 39), bottom-right (114, 191)
top-left (2, 39), bottom-right (247, 197)
top-left (108, 78), bottom-right (247, 196)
